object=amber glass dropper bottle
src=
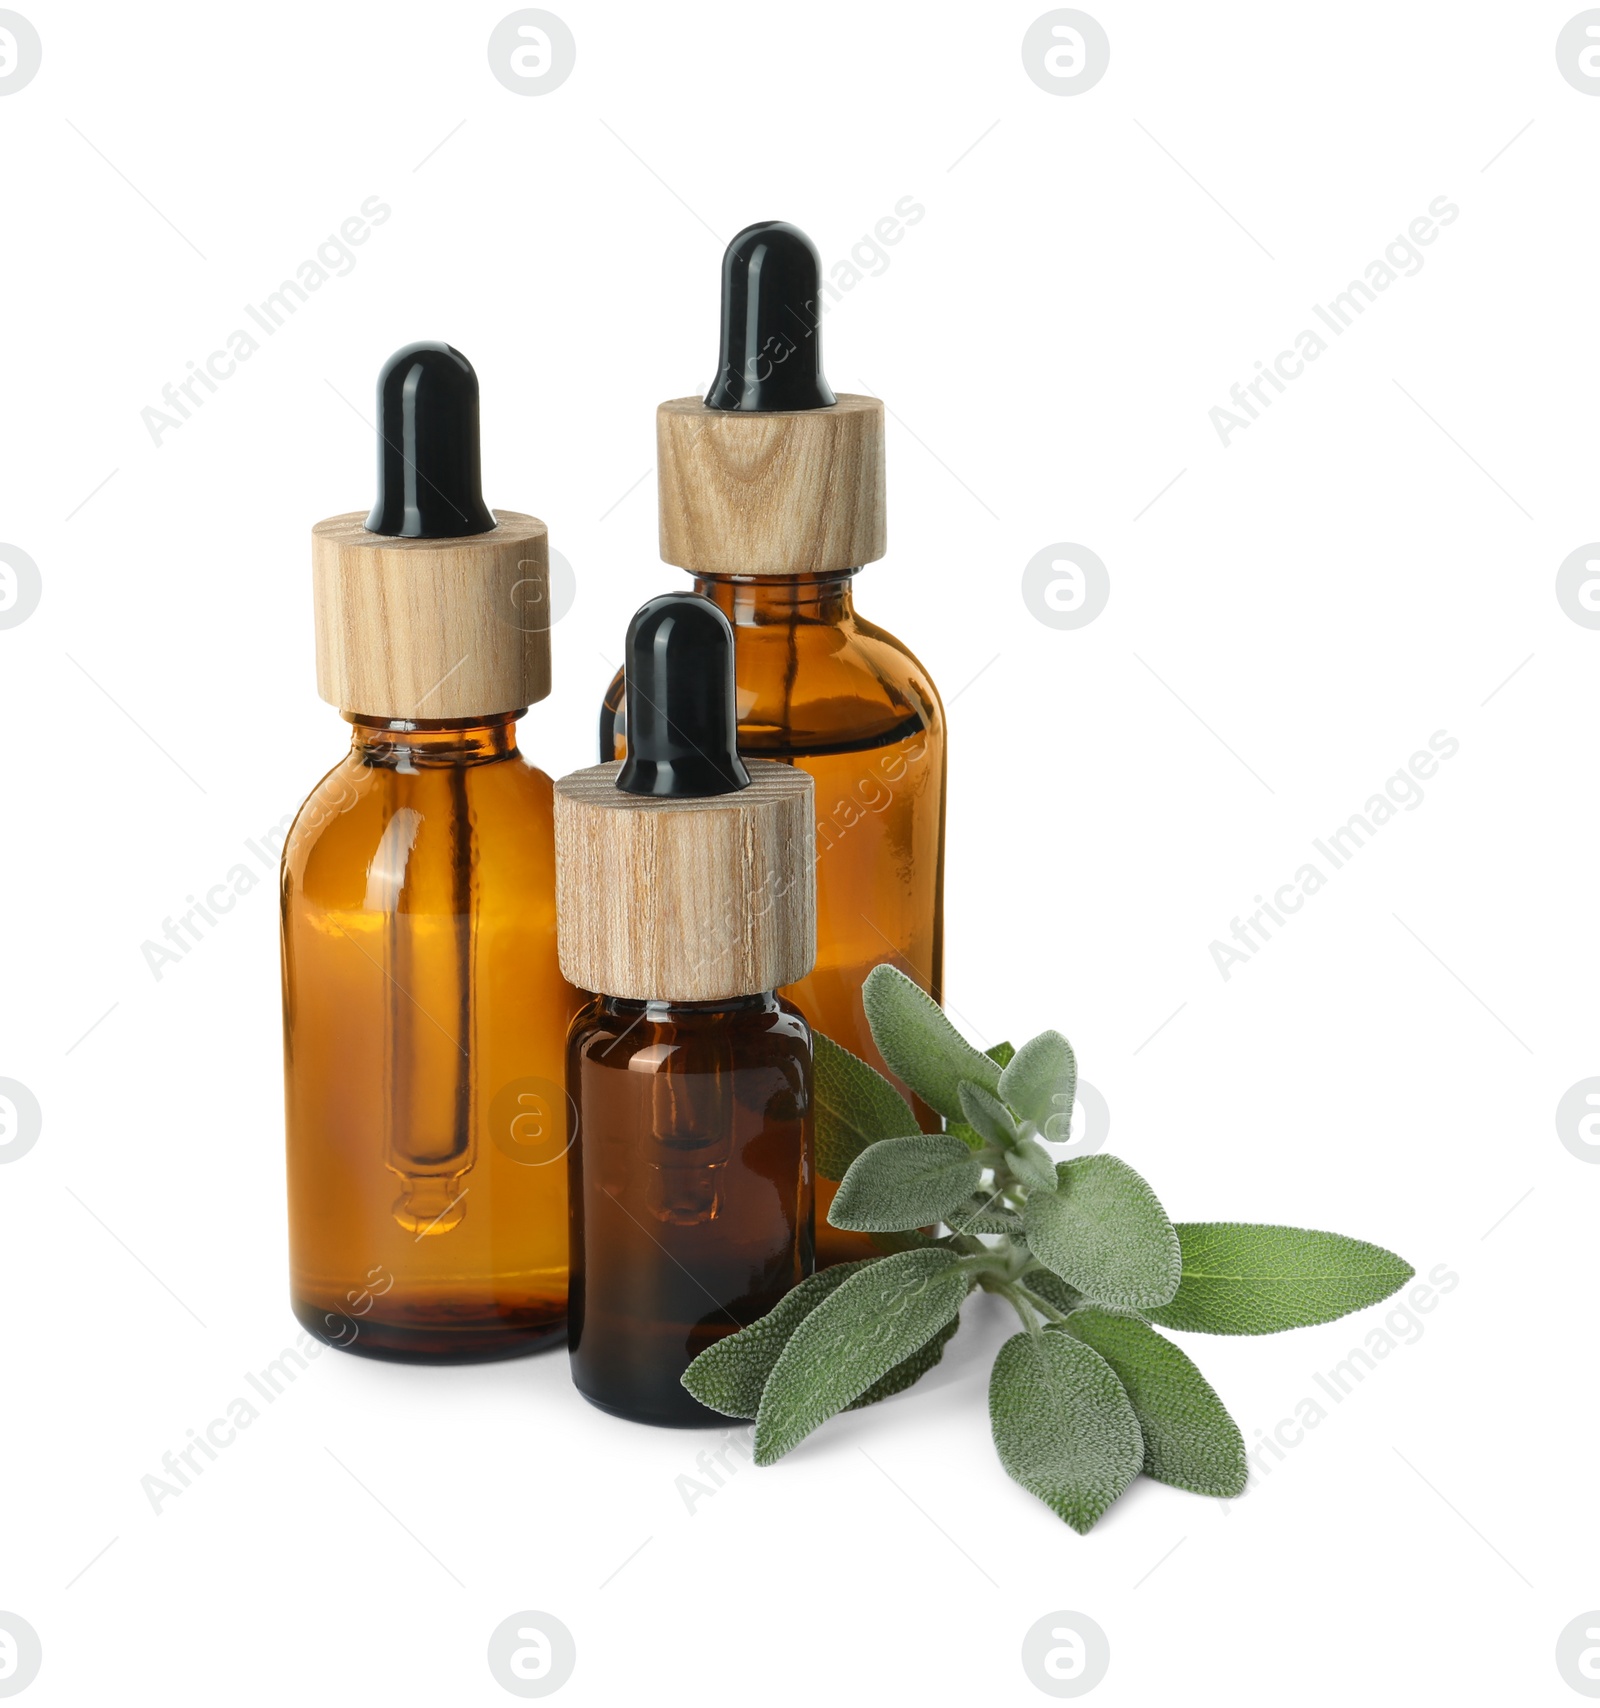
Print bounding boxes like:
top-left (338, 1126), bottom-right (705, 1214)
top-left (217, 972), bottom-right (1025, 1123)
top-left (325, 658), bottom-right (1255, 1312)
top-left (559, 593), bottom-right (816, 1424)
top-left (599, 221), bottom-right (946, 1264)
top-left (282, 341), bottom-right (578, 1361)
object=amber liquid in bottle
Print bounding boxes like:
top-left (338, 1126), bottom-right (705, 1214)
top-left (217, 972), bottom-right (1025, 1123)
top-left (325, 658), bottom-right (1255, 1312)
top-left (567, 994), bottom-right (813, 1425)
top-left (282, 713), bottom-right (578, 1361)
top-left (601, 572), bottom-right (945, 1265)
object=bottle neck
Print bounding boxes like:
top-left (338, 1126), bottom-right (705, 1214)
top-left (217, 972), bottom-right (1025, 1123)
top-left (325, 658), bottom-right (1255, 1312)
top-left (691, 570), bottom-right (857, 628)
top-left (346, 711), bottom-right (521, 770)
top-left (601, 993), bottom-right (776, 1022)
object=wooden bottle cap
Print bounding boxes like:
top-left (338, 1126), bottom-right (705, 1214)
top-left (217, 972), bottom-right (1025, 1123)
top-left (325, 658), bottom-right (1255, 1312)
top-left (553, 760), bottom-right (815, 1001)
top-left (656, 394), bottom-right (886, 576)
top-left (311, 510), bottom-right (551, 719)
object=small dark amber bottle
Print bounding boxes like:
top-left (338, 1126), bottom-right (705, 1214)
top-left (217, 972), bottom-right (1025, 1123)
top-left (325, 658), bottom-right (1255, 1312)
top-left (282, 343), bottom-right (578, 1362)
top-left (600, 222), bottom-right (946, 1264)
top-left (556, 594), bottom-right (816, 1425)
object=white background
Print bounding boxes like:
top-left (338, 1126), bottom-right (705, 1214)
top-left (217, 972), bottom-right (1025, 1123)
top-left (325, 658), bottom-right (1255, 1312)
top-left (2, 2), bottom-right (1596, 1702)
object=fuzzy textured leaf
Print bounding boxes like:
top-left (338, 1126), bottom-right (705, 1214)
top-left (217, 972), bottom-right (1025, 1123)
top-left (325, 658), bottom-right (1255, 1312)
top-left (1043, 1109), bottom-right (1075, 1145)
top-left (1061, 1308), bottom-right (1247, 1497)
top-left (946, 1197), bottom-right (1024, 1236)
top-left (1008, 1135), bottom-right (1059, 1195)
top-left (829, 1135), bottom-right (983, 1232)
top-left (947, 1121), bottom-right (985, 1154)
top-left (812, 1032), bottom-right (919, 1182)
top-left (848, 1314), bottom-right (960, 1410)
top-left (999, 1030), bottom-right (1077, 1131)
top-left (1023, 1156), bottom-right (1181, 1309)
top-left (958, 1081), bottom-right (1018, 1148)
top-left (1022, 1269), bottom-right (1085, 1318)
top-left (680, 1261), bottom-right (876, 1418)
top-left (870, 1228), bottom-right (942, 1253)
top-left (755, 1249), bottom-right (971, 1463)
top-left (989, 1330), bottom-right (1143, 1533)
top-left (862, 965), bottom-right (1001, 1122)
top-left (1145, 1224), bottom-right (1414, 1336)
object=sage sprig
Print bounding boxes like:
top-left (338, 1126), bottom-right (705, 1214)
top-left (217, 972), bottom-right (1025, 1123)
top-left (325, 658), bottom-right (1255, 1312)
top-left (682, 964), bottom-right (1414, 1533)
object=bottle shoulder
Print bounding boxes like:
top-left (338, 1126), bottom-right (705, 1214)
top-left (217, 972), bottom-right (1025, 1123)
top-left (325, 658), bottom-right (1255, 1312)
top-left (602, 601), bottom-right (943, 757)
top-left (842, 611), bottom-right (944, 712)
top-left (282, 747), bottom-right (555, 894)
top-left (738, 611), bottom-right (943, 753)
top-left (773, 993), bottom-right (812, 1036)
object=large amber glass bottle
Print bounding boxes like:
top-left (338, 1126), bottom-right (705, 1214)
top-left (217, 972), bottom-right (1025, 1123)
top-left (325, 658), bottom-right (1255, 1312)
top-left (283, 713), bottom-right (576, 1361)
top-left (603, 221), bottom-right (947, 1263)
top-left (282, 340), bottom-right (576, 1361)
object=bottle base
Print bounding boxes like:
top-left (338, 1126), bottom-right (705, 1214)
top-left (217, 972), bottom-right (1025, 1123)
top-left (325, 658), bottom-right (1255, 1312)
top-left (292, 1297), bottom-right (566, 1364)
top-left (573, 1377), bottom-right (736, 1429)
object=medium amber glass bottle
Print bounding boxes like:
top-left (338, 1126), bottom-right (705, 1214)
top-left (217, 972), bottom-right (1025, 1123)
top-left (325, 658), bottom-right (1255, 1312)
top-left (558, 595), bottom-right (816, 1425)
top-left (600, 222), bottom-right (946, 1264)
top-left (282, 342), bottom-right (577, 1361)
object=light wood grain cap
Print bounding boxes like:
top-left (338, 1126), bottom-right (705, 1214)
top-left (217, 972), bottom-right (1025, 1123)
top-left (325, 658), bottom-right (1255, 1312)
top-left (656, 394), bottom-right (886, 575)
top-left (311, 510), bottom-right (551, 719)
top-left (554, 760), bottom-right (815, 1001)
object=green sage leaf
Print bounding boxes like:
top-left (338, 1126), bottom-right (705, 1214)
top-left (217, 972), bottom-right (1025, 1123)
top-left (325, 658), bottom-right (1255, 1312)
top-left (829, 1135), bottom-right (983, 1232)
top-left (985, 1040), bottom-right (1016, 1067)
top-left (947, 1121), bottom-right (985, 1154)
top-left (870, 1228), bottom-right (943, 1253)
top-left (1060, 1308), bottom-right (1247, 1497)
top-left (1145, 1224), bottom-right (1415, 1336)
top-left (1021, 1269), bottom-right (1085, 1318)
top-left (989, 1329), bottom-right (1143, 1533)
top-left (755, 1249), bottom-right (971, 1464)
top-left (999, 1030), bottom-right (1077, 1131)
top-left (957, 1081), bottom-right (1018, 1148)
top-left (813, 1032), bottom-right (919, 1183)
top-left (1023, 1156), bottom-right (1181, 1310)
top-left (1008, 1134), bottom-right (1059, 1195)
top-left (862, 965), bottom-right (1001, 1122)
top-left (946, 1195), bottom-right (1023, 1236)
top-left (848, 1314), bottom-right (960, 1410)
top-left (681, 1260), bottom-right (877, 1418)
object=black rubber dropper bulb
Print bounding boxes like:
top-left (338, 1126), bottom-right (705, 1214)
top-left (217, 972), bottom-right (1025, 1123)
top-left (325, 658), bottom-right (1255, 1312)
top-left (365, 341), bottom-right (497, 539)
top-left (704, 221), bottom-right (838, 413)
top-left (616, 594), bottom-right (751, 798)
